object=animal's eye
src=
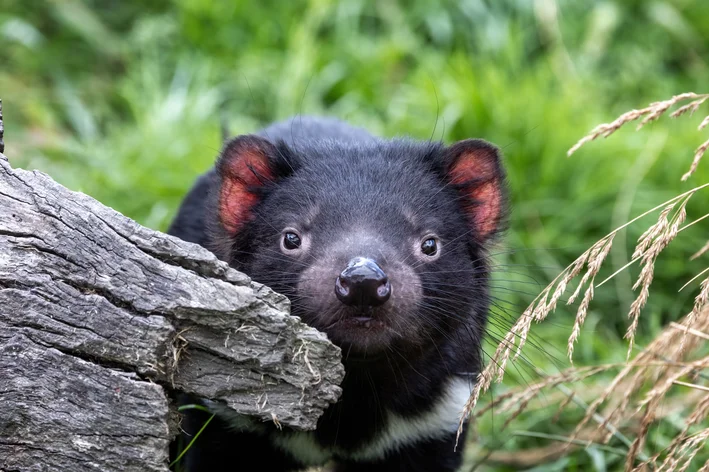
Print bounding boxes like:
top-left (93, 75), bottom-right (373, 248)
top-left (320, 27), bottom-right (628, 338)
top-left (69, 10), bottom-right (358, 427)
top-left (283, 232), bottom-right (302, 250)
top-left (421, 237), bottom-right (438, 256)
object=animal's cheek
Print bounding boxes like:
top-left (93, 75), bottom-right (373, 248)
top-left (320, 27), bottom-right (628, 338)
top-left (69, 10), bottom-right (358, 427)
top-left (295, 263), bottom-right (342, 326)
top-left (384, 271), bottom-right (428, 342)
top-left (385, 264), bottom-right (426, 334)
top-left (389, 265), bottom-right (423, 305)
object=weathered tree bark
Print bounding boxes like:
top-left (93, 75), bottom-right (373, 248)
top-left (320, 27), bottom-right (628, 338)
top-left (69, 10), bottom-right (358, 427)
top-left (0, 138), bottom-right (344, 470)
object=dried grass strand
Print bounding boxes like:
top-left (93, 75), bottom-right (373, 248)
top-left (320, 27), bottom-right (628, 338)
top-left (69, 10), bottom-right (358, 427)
top-left (690, 240), bottom-right (709, 260)
top-left (699, 115), bottom-right (709, 131)
top-left (568, 93), bottom-right (708, 157)
top-left (682, 138), bottom-right (709, 181)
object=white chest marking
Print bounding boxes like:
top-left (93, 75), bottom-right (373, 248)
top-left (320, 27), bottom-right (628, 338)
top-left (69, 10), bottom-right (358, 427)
top-left (270, 377), bottom-right (473, 465)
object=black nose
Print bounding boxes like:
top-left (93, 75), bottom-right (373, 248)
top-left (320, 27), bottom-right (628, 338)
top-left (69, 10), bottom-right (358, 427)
top-left (335, 257), bottom-right (391, 307)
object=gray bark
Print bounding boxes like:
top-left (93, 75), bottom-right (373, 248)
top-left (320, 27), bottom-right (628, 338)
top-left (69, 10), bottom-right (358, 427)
top-left (0, 150), bottom-right (344, 471)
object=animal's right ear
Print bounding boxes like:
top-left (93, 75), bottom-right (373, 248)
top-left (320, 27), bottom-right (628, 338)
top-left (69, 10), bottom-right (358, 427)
top-left (216, 135), bottom-right (283, 236)
top-left (443, 139), bottom-right (507, 243)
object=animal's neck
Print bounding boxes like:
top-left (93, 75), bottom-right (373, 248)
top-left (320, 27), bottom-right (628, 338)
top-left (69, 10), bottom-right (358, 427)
top-left (314, 346), bottom-right (465, 452)
top-left (341, 343), bottom-right (446, 400)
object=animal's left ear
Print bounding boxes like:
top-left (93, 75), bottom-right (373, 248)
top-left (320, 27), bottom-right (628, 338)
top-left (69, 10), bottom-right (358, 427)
top-left (445, 139), bottom-right (507, 242)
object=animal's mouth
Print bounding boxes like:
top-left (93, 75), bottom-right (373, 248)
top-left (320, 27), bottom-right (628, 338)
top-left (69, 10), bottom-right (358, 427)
top-left (327, 304), bottom-right (391, 329)
top-left (343, 316), bottom-right (386, 329)
top-left (323, 313), bottom-right (388, 332)
top-left (318, 308), bottom-right (394, 357)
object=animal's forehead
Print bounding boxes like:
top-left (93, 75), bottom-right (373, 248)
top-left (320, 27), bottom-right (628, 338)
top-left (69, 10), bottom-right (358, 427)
top-left (287, 162), bottom-right (440, 216)
top-left (293, 142), bottom-right (442, 193)
top-left (292, 138), bottom-right (441, 168)
top-left (263, 140), bottom-right (454, 231)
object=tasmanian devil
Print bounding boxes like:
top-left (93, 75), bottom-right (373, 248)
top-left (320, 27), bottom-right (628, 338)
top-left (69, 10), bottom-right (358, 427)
top-left (167, 116), bottom-right (507, 472)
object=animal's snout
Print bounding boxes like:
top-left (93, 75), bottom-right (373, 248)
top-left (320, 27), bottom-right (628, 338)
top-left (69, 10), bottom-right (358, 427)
top-left (335, 257), bottom-right (391, 308)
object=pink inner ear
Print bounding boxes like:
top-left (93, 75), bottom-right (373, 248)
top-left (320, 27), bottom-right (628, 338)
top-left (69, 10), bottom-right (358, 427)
top-left (219, 149), bottom-right (273, 235)
top-left (448, 146), bottom-right (502, 240)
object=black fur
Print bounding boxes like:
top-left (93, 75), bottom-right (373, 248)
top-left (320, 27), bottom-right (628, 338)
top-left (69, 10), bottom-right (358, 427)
top-left (168, 117), bottom-right (506, 472)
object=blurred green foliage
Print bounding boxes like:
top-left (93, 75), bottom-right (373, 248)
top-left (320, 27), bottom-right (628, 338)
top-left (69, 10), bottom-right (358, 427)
top-left (2, 0), bottom-right (709, 470)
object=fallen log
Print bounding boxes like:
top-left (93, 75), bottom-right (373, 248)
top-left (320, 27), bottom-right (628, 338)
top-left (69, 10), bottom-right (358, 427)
top-left (0, 108), bottom-right (344, 471)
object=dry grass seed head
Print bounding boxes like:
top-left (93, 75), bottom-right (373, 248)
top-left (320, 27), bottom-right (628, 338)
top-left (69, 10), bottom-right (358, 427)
top-left (458, 250), bottom-right (594, 436)
top-left (698, 457), bottom-right (709, 472)
top-left (568, 92), bottom-right (709, 180)
top-left (682, 138), bottom-right (709, 181)
top-left (463, 93), bottom-right (709, 463)
top-left (659, 428), bottom-right (709, 472)
top-left (568, 285), bottom-right (594, 361)
top-left (671, 393), bottom-right (709, 451)
top-left (567, 240), bottom-right (605, 304)
top-left (679, 279), bottom-right (709, 353)
top-left (632, 203), bottom-right (674, 259)
top-left (461, 198), bottom-right (693, 440)
top-left (474, 366), bottom-right (610, 425)
top-left (691, 279), bottom-right (709, 320)
top-left (670, 97), bottom-right (709, 119)
top-left (607, 309), bottom-right (709, 445)
top-left (626, 411), bottom-right (653, 472)
top-left (623, 347), bottom-right (709, 470)
top-left (699, 115), bottom-right (709, 131)
top-left (568, 93), bottom-right (709, 157)
top-left (567, 237), bottom-right (614, 360)
top-left (625, 205), bottom-right (688, 357)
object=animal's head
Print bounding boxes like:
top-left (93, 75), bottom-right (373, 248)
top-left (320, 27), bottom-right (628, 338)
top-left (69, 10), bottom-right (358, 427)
top-left (211, 134), bottom-right (507, 361)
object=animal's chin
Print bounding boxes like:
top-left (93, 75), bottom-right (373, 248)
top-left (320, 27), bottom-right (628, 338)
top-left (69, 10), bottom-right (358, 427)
top-left (318, 314), bottom-right (396, 360)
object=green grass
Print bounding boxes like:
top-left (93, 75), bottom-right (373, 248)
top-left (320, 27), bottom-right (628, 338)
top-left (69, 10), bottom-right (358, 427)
top-left (2, 1), bottom-right (709, 470)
